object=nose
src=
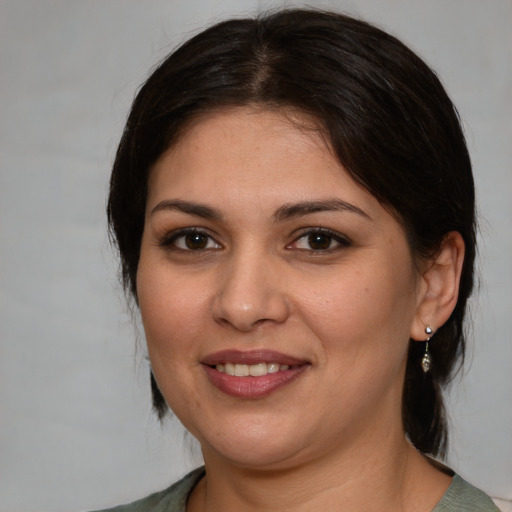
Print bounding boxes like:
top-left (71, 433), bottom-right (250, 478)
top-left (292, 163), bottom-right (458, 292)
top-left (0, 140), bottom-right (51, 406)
top-left (212, 251), bottom-right (290, 332)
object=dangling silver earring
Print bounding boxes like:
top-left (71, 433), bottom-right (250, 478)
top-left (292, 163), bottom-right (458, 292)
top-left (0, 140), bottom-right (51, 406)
top-left (421, 326), bottom-right (433, 373)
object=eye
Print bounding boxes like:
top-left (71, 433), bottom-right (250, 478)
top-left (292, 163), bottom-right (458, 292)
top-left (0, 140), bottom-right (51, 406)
top-left (162, 229), bottom-right (221, 251)
top-left (289, 229), bottom-right (350, 252)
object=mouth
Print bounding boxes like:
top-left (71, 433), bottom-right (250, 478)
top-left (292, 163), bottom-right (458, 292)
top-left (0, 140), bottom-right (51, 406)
top-left (215, 361), bottom-right (296, 376)
top-left (201, 350), bottom-right (310, 398)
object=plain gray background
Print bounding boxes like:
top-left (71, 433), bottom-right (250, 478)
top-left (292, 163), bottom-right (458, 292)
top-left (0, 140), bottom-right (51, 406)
top-left (1, 1), bottom-right (511, 511)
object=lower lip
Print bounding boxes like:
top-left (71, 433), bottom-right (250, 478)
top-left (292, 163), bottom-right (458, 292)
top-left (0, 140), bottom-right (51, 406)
top-left (203, 365), bottom-right (309, 398)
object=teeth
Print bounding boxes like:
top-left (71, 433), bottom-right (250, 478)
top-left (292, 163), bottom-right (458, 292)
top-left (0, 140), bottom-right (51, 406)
top-left (234, 364), bottom-right (249, 377)
top-left (249, 363), bottom-right (267, 376)
top-left (267, 363), bottom-right (280, 373)
top-left (216, 362), bottom-right (294, 376)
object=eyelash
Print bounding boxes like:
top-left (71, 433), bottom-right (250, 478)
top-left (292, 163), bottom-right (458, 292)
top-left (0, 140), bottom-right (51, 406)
top-left (159, 228), bottom-right (222, 251)
top-left (288, 228), bottom-right (351, 253)
top-left (159, 227), bottom-right (351, 254)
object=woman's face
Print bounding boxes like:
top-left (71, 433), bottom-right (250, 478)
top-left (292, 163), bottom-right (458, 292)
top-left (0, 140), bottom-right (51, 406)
top-left (137, 108), bottom-right (426, 470)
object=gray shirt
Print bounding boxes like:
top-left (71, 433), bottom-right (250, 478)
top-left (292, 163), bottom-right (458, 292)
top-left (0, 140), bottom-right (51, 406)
top-left (94, 467), bottom-right (499, 511)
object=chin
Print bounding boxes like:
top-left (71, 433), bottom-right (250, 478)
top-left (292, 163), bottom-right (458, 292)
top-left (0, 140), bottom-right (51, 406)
top-left (209, 444), bottom-right (305, 471)
top-left (197, 417), bottom-right (311, 470)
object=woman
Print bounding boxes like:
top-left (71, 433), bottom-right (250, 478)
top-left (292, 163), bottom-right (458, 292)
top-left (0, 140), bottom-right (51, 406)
top-left (100, 9), bottom-right (498, 511)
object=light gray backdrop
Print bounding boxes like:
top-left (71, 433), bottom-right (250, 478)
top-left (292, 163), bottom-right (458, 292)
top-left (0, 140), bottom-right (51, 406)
top-left (1, 1), bottom-right (511, 511)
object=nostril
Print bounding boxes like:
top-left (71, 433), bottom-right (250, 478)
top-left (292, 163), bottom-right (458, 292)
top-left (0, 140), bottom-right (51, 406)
top-left (211, 265), bottom-right (290, 330)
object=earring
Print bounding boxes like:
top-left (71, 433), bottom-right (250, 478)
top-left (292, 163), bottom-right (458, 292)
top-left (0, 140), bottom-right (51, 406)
top-left (421, 326), bottom-right (433, 373)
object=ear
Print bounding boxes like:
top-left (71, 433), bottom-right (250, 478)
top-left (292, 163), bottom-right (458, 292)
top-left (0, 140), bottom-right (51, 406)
top-left (410, 232), bottom-right (465, 341)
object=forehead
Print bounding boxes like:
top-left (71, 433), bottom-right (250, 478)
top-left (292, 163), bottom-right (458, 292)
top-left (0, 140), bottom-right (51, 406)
top-left (148, 107), bottom-right (365, 205)
top-left (162, 106), bottom-right (329, 169)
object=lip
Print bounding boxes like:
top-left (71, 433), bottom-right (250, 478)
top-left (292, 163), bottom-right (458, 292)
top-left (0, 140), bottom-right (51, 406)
top-left (201, 350), bottom-right (310, 399)
top-left (201, 349), bottom-right (306, 366)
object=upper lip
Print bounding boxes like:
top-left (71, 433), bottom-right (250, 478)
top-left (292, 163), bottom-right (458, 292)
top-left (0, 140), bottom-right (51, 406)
top-left (201, 349), bottom-right (307, 366)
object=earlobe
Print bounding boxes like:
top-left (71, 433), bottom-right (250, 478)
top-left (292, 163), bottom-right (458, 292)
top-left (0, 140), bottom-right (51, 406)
top-left (410, 231), bottom-right (465, 341)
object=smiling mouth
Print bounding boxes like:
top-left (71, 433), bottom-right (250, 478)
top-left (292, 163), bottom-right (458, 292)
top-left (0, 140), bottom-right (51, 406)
top-left (201, 350), bottom-right (310, 398)
top-left (214, 362), bottom-right (295, 376)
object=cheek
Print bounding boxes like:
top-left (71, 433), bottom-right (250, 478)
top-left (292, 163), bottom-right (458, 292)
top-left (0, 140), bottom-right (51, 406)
top-left (136, 263), bottom-right (209, 361)
top-left (137, 268), bottom-right (208, 416)
top-left (296, 267), bottom-right (418, 360)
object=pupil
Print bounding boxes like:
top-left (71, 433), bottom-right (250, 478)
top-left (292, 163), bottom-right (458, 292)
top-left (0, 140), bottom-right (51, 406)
top-left (308, 233), bottom-right (331, 250)
top-left (185, 233), bottom-right (208, 250)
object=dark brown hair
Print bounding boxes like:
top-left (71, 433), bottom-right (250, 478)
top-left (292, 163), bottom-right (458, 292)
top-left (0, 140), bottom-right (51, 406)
top-left (108, 9), bottom-right (476, 457)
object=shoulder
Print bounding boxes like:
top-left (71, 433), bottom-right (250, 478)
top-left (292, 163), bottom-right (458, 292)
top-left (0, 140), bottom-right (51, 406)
top-left (433, 474), bottom-right (500, 511)
top-left (90, 467), bottom-right (205, 512)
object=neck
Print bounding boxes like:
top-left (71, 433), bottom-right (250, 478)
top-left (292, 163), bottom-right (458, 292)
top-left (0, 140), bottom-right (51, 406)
top-left (188, 430), bottom-right (450, 512)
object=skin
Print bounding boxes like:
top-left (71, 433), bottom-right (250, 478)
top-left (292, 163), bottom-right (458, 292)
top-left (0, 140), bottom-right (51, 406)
top-left (137, 107), bottom-right (464, 511)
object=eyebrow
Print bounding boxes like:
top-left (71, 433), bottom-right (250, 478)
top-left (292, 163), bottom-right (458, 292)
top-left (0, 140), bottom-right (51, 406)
top-left (150, 199), bottom-right (222, 220)
top-left (150, 198), bottom-right (371, 222)
top-left (272, 199), bottom-right (371, 222)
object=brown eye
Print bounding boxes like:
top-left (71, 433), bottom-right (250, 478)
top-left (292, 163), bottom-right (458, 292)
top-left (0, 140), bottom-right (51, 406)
top-left (307, 233), bottom-right (333, 251)
top-left (163, 229), bottom-right (221, 251)
top-left (184, 232), bottom-right (209, 250)
top-left (289, 229), bottom-right (351, 252)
